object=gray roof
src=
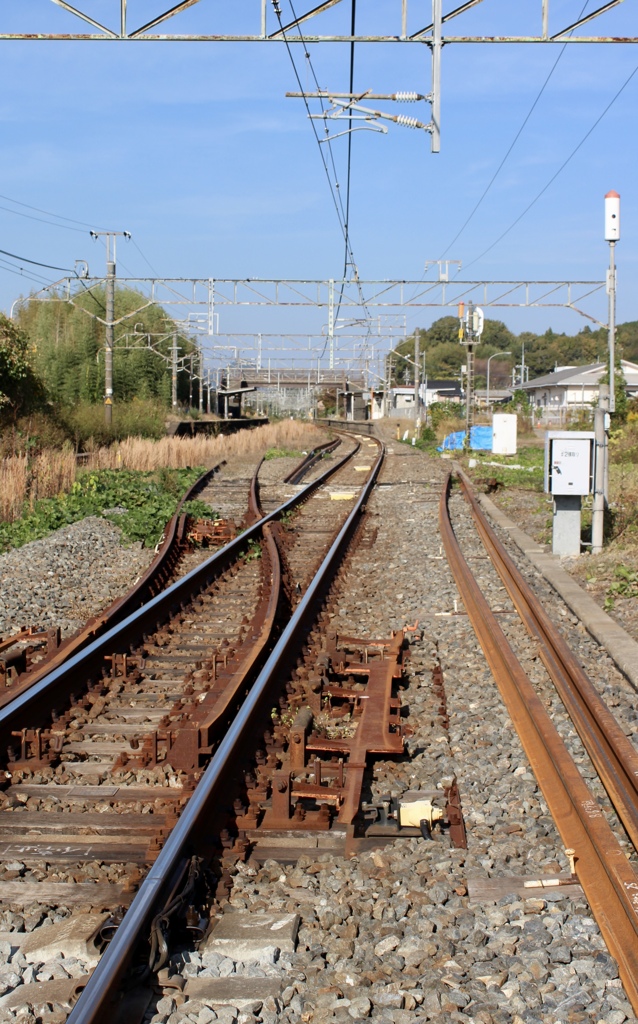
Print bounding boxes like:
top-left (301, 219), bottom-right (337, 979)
top-left (523, 359), bottom-right (638, 391)
top-left (521, 363), bottom-right (604, 390)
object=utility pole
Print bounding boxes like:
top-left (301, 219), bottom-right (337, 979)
top-left (199, 348), bottom-right (204, 414)
top-left (207, 369), bottom-right (211, 414)
top-left (459, 301), bottom-right (484, 451)
top-left (593, 192), bottom-right (620, 554)
top-left (606, 191), bottom-right (619, 414)
top-left (414, 330), bottom-right (421, 433)
top-left (90, 229), bottom-right (130, 425)
top-left (171, 330), bottom-right (178, 410)
top-left (189, 353), bottom-right (194, 409)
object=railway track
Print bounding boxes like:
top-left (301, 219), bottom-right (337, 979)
top-left (441, 468), bottom-right (638, 1013)
top-left (0, 431), bottom-right (378, 1022)
top-left (0, 441), bottom-right (341, 709)
top-left (0, 435), bottom-right (637, 1022)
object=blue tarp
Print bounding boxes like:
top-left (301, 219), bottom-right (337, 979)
top-left (438, 425), bottom-right (493, 451)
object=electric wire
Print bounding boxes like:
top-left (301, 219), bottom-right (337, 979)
top-left (439, 0), bottom-right (591, 260)
top-left (463, 59), bottom-right (638, 272)
top-left (0, 192), bottom-right (102, 230)
top-left (0, 202), bottom-right (86, 234)
top-left (273, 0), bottom-right (371, 358)
top-left (132, 238), bottom-right (160, 276)
top-left (0, 258), bottom-right (53, 288)
top-left (284, 0), bottom-right (372, 364)
top-left (272, 5), bottom-right (350, 253)
top-left (0, 247), bottom-right (76, 275)
top-left (333, 0), bottom-right (358, 329)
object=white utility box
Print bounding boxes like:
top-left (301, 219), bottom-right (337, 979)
top-left (544, 432), bottom-right (594, 496)
top-left (544, 431), bottom-right (595, 557)
top-left (492, 414), bottom-right (517, 455)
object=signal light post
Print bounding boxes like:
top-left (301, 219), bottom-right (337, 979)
top-left (592, 191), bottom-right (620, 555)
top-left (459, 301), bottom-right (484, 451)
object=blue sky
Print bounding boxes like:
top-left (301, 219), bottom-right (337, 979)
top-left (0, 1), bottom-right (636, 373)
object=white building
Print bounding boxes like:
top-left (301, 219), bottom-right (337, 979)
top-left (521, 360), bottom-right (638, 411)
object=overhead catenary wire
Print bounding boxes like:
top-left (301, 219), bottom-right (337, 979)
top-left (132, 238), bottom-right (160, 276)
top-left (272, 0), bottom-right (371, 346)
top-left (463, 59), bottom-right (638, 272)
top-left (0, 192), bottom-right (102, 231)
top-left (0, 258), bottom-right (54, 288)
top-left (439, 0), bottom-right (591, 260)
top-left (271, 3), bottom-right (352, 257)
top-left (0, 202), bottom-right (87, 234)
top-left (333, 0), bottom-right (361, 329)
top-left (0, 246), bottom-right (77, 275)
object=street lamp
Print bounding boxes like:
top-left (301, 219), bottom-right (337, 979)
top-left (486, 351), bottom-right (511, 408)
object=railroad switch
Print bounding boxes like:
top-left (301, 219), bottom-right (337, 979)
top-left (187, 518), bottom-right (236, 547)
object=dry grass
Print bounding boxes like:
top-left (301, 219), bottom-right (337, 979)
top-left (105, 421), bottom-right (321, 471)
top-left (0, 421), bottom-right (323, 524)
top-left (0, 457), bottom-right (29, 523)
top-left (433, 415), bottom-right (466, 442)
top-left (29, 450), bottom-right (77, 503)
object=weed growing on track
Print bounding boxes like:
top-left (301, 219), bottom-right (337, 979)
top-left (263, 447), bottom-right (304, 460)
top-left (0, 468), bottom-right (208, 552)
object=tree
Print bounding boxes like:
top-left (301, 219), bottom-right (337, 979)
top-left (0, 314), bottom-right (47, 423)
top-left (14, 288), bottom-right (197, 407)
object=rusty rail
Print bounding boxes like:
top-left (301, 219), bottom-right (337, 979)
top-left (457, 469), bottom-right (638, 852)
top-left (283, 439), bottom-right (341, 484)
top-left (440, 471), bottom-right (638, 1013)
top-left (0, 440), bottom-right (360, 753)
top-left (2, 440), bottom-right (342, 708)
top-left (0, 461), bottom-right (226, 706)
top-left (66, 438), bottom-right (384, 1024)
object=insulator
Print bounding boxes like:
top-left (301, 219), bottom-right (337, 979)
top-left (396, 115), bottom-right (420, 129)
top-left (394, 91), bottom-right (420, 103)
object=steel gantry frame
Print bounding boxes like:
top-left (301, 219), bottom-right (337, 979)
top-left (25, 274), bottom-right (607, 382)
top-left (1, 2), bottom-right (633, 153)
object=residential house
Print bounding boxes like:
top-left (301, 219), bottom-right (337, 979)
top-left (521, 360), bottom-right (638, 412)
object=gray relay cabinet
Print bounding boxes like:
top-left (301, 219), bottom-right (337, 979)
top-left (544, 431), bottom-right (595, 556)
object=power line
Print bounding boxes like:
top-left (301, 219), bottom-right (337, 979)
top-left (0, 247), bottom-right (76, 274)
top-left (0, 202), bottom-right (86, 234)
top-left (463, 59), bottom-right (638, 272)
top-left (277, 0), bottom-right (371, 362)
top-left (0, 192), bottom-right (99, 230)
top-left (272, 4), bottom-right (350, 249)
top-left (0, 258), bottom-right (53, 288)
top-left (132, 238), bottom-right (160, 276)
top-left (273, 4), bottom-right (368, 305)
top-left (334, 0), bottom-right (358, 327)
top-left (440, 0), bottom-right (591, 260)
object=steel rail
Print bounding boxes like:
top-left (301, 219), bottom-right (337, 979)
top-left (457, 469), bottom-right (638, 851)
top-left (439, 472), bottom-right (638, 1013)
top-left (66, 437), bottom-right (384, 1024)
top-left (0, 441), bottom-right (360, 751)
top-left (164, 439), bottom-right (289, 769)
top-left (283, 439), bottom-right (341, 484)
top-left (1, 440), bottom-right (341, 710)
top-left (0, 462), bottom-right (226, 705)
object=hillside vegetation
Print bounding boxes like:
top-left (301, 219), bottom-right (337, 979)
top-left (391, 316), bottom-right (638, 384)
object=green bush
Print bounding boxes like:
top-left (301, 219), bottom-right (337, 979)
top-left (0, 466), bottom-right (210, 552)
top-left (59, 399), bottom-right (166, 447)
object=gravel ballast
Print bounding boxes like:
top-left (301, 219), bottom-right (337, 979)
top-left (0, 517), bottom-right (153, 640)
top-left (145, 433), bottom-right (637, 1024)
top-left (0, 434), bottom-right (636, 1024)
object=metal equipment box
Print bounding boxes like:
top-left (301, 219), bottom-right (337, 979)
top-left (544, 432), bottom-right (594, 496)
top-left (492, 414), bottom-right (517, 455)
